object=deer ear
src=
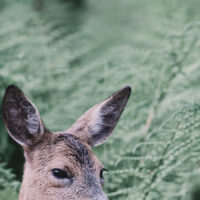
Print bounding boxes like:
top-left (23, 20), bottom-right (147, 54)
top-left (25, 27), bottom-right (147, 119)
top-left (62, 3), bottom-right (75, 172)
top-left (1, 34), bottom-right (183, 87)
top-left (2, 85), bottom-right (44, 147)
top-left (66, 86), bottom-right (131, 147)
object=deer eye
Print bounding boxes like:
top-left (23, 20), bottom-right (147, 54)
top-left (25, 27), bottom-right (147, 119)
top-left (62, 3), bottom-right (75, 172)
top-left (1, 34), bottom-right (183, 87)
top-left (52, 168), bottom-right (71, 179)
top-left (100, 168), bottom-right (108, 185)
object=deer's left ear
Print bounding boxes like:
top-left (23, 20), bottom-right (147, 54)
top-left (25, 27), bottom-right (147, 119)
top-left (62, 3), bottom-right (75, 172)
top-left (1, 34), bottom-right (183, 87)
top-left (66, 86), bottom-right (131, 147)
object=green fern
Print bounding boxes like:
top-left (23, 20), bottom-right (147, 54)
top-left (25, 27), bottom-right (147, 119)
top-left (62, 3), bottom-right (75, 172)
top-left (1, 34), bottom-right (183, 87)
top-left (0, 163), bottom-right (20, 200)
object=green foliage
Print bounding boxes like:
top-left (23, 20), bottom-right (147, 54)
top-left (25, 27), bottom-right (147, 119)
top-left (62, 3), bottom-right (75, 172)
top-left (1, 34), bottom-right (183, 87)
top-left (1, 0), bottom-right (200, 199)
top-left (0, 163), bottom-right (20, 199)
top-left (107, 103), bottom-right (200, 200)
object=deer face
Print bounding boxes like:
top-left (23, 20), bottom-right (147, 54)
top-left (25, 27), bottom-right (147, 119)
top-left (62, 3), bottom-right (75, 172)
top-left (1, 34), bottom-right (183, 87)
top-left (22, 133), bottom-right (107, 200)
top-left (2, 85), bottom-right (131, 200)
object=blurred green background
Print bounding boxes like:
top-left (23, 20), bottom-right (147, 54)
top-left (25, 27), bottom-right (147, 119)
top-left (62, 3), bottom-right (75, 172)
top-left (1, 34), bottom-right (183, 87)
top-left (1, 0), bottom-right (200, 199)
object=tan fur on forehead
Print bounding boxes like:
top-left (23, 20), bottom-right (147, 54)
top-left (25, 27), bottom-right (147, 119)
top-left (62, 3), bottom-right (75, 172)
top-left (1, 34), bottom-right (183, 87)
top-left (26, 132), bottom-right (103, 173)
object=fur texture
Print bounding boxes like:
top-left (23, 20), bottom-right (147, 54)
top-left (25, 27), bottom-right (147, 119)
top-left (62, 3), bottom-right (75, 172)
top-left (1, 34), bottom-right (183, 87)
top-left (2, 85), bottom-right (131, 200)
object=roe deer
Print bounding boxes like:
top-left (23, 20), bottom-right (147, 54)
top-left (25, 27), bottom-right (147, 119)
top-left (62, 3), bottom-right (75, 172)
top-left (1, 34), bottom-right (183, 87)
top-left (2, 85), bottom-right (131, 200)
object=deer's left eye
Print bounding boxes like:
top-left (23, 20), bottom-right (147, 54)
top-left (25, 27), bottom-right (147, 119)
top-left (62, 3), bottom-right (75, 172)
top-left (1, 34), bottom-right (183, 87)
top-left (52, 168), bottom-right (71, 179)
top-left (100, 168), bottom-right (108, 185)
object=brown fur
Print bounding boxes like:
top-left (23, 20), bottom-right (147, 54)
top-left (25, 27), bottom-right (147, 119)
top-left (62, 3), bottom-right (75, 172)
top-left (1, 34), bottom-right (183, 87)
top-left (20, 133), bottom-right (104, 200)
top-left (2, 85), bottom-right (131, 200)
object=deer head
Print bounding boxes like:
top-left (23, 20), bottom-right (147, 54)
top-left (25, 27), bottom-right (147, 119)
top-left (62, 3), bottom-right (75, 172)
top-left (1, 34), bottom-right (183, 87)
top-left (2, 85), bottom-right (131, 200)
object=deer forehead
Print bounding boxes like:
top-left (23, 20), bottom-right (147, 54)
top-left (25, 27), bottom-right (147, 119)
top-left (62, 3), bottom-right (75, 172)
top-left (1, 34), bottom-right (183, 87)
top-left (27, 133), bottom-right (102, 173)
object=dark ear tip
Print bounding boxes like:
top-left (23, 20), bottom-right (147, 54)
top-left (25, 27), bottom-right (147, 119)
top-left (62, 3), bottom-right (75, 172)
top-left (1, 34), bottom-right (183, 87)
top-left (113, 86), bottom-right (132, 99)
top-left (123, 86), bottom-right (132, 95)
top-left (3, 85), bottom-right (22, 108)
top-left (4, 84), bottom-right (21, 98)
top-left (6, 84), bottom-right (20, 92)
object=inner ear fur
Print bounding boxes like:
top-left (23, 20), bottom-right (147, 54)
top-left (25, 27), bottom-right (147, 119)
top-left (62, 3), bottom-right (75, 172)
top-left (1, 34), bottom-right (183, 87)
top-left (66, 86), bottom-right (131, 146)
top-left (2, 85), bottom-right (44, 147)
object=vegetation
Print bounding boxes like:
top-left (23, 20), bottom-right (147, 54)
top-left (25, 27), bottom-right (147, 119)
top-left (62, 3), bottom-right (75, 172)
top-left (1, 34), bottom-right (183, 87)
top-left (0, 0), bottom-right (200, 199)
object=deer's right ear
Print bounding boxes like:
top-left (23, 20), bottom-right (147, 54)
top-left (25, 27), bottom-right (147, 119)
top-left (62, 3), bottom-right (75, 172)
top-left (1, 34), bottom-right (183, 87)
top-left (2, 85), bottom-right (44, 147)
top-left (66, 86), bottom-right (131, 147)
